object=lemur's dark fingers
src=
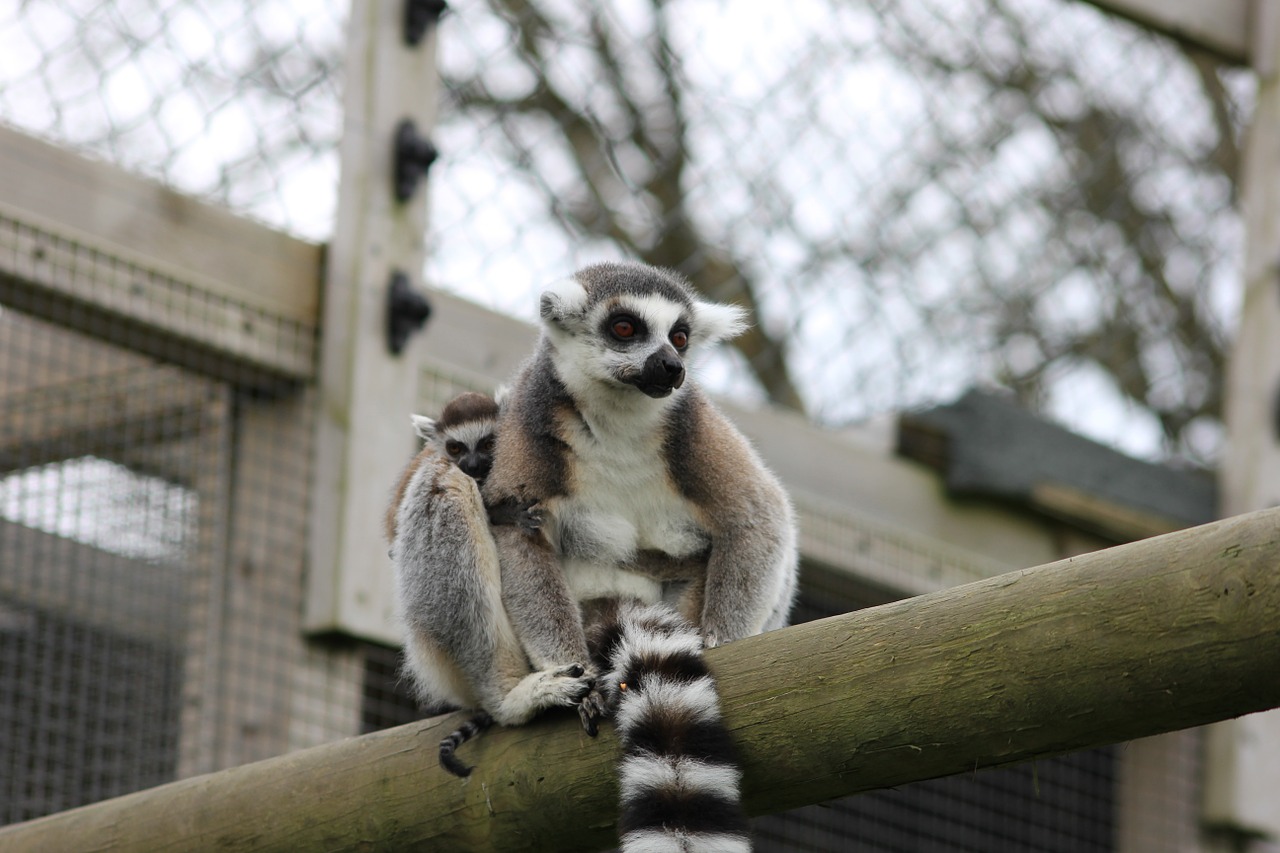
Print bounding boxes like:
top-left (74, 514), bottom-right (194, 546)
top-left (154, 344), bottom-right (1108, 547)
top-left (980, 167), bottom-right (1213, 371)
top-left (578, 700), bottom-right (600, 737)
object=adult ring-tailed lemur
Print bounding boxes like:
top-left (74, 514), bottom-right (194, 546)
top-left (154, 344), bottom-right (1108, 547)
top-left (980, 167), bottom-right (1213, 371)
top-left (482, 262), bottom-right (799, 852)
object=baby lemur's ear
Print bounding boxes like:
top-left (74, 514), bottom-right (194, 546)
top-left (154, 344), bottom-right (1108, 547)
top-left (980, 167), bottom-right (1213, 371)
top-left (692, 299), bottom-right (750, 347)
top-left (410, 414), bottom-right (438, 441)
top-left (539, 276), bottom-right (590, 331)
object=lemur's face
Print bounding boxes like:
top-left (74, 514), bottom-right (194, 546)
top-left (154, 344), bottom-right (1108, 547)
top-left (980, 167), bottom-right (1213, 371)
top-left (540, 263), bottom-right (747, 399)
top-left (410, 392), bottom-right (499, 482)
top-left (439, 424), bottom-right (496, 482)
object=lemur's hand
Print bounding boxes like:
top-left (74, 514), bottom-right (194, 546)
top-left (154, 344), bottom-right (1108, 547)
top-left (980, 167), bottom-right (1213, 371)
top-left (485, 497), bottom-right (544, 530)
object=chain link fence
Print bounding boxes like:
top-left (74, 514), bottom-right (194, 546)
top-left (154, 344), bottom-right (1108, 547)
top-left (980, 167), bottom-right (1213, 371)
top-left (1, 0), bottom-right (1250, 461)
top-left (426, 0), bottom-right (1250, 467)
top-left (0, 0), bottom-right (344, 240)
top-left (0, 0), bottom-right (1256, 849)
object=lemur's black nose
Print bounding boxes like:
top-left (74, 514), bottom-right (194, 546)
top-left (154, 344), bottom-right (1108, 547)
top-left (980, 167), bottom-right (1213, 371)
top-left (460, 454), bottom-right (491, 481)
top-left (649, 350), bottom-right (685, 387)
top-left (659, 353), bottom-right (683, 380)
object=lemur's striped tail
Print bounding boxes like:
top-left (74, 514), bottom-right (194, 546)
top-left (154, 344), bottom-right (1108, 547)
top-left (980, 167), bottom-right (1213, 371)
top-left (594, 601), bottom-right (751, 853)
top-left (438, 711), bottom-right (493, 777)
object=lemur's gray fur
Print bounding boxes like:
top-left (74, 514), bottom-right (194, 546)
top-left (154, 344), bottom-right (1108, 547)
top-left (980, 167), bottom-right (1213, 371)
top-left (482, 261), bottom-right (799, 732)
top-left (387, 391), bottom-right (592, 776)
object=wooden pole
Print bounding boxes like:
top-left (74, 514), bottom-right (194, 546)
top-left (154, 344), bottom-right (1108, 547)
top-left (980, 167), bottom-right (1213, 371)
top-left (1, 508), bottom-right (1277, 852)
top-left (304, 0), bottom-right (443, 644)
top-left (1203, 1), bottom-right (1280, 840)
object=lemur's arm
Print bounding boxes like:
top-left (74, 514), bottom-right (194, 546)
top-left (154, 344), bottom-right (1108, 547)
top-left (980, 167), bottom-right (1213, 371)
top-left (491, 524), bottom-right (592, 671)
top-left (674, 400), bottom-right (798, 648)
top-left (700, 509), bottom-right (795, 647)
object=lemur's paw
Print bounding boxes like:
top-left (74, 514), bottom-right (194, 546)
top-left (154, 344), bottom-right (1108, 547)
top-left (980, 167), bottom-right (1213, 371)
top-left (485, 498), bottom-right (544, 530)
top-left (538, 664), bottom-right (594, 709)
top-left (578, 690), bottom-right (603, 737)
top-left (518, 503), bottom-right (546, 531)
top-left (561, 663), bottom-right (585, 678)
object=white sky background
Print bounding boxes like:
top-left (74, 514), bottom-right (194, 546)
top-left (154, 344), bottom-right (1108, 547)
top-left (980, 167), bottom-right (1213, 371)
top-left (0, 0), bottom-right (1251, 464)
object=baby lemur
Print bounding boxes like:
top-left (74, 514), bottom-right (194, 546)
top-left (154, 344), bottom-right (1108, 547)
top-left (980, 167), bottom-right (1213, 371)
top-left (387, 391), bottom-right (591, 776)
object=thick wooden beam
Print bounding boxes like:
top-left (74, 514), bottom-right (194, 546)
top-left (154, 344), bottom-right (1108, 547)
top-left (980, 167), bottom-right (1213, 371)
top-left (1078, 0), bottom-right (1249, 64)
top-left (0, 125), bottom-right (320, 323)
top-left (0, 507), bottom-right (1276, 852)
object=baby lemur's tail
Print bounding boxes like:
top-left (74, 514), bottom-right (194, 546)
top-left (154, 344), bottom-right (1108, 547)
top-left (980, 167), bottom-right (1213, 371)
top-left (438, 711), bottom-right (494, 777)
top-left (594, 601), bottom-right (751, 853)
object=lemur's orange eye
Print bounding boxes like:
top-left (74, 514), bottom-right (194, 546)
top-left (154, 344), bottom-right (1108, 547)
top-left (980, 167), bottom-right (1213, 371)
top-left (612, 319), bottom-right (636, 339)
top-left (670, 330), bottom-right (688, 349)
top-left (445, 440), bottom-right (465, 457)
top-left (618, 682), bottom-right (628, 692)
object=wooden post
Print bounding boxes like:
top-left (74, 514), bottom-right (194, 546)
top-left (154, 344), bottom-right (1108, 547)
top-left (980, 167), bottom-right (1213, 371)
top-left (305, 0), bottom-right (442, 641)
top-left (1205, 0), bottom-right (1280, 841)
top-left (0, 508), bottom-right (1277, 853)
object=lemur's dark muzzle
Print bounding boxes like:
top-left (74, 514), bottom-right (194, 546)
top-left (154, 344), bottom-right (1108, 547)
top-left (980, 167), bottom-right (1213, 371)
top-left (633, 348), bottom-right (685, 397)
top-left (459, 452), bottom-right (492, 482)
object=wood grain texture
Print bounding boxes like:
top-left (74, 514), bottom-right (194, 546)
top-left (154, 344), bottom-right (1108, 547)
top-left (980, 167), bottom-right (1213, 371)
top-left (1, 508), bottom-right (1277, 852)
top-left (1078, 0), bottom-right (1248, 64)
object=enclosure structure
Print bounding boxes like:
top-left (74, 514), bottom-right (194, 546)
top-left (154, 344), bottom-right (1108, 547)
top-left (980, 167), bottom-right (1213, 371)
top-left (0, 1), bottom-right (1277, 851)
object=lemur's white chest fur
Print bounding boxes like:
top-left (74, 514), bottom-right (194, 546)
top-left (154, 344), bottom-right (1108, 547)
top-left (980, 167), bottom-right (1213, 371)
top-left (552, 399), bottom-right (706, 604)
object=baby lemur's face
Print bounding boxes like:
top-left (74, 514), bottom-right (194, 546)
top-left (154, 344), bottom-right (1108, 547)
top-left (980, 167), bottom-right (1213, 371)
top-left (439, 425), bottom-right (496, 482)
top-left (411, 391), bottom-right (499, 482)
top-left (538, 262), bottom-right (747, 399)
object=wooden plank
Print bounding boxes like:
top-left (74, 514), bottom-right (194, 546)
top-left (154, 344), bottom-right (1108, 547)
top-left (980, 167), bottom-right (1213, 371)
top-left (0, 200), bottom-right (317, 385)
top-left (0, 518), bottom-right (187, 645)
top-left (0, 125), bottom-right (320, 321)
top-left (1078, 0), bottom-right (1249, 64)
top-left (1, 507), bottom-right (1277, 852)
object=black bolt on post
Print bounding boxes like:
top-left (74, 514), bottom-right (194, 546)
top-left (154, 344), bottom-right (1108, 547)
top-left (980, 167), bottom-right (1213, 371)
top-left (404, 0), bottom-right (448, 47)
top-left (387, 270), bottom-right (432, 355)
top-left (394, 118), bottom-right (438, 203)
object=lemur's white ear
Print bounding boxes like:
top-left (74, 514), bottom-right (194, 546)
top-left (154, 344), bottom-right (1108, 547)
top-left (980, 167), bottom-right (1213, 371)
top-left (539, 276), bottom-right (589, 327)
top-left (493, 384), bottom-right (511, 408)
top-left (693, 299), bottom-right (750, 346)
top-left (410, 414), bottom-right (437, 441)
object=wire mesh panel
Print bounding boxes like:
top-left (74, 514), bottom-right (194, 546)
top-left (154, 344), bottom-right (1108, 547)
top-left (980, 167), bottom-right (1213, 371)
top-left (0, 0), bottom-right (1248, 463)
top-left (0, 307), bottom-right (229, 822)
top-left (0, 286), bottom-right (352, 824)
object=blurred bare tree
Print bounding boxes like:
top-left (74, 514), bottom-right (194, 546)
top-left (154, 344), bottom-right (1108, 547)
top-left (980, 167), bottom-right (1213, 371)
top-left (444, 0), bottom-right (806, 409)
top-left (434, 0), bottom-right (1246, 464)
